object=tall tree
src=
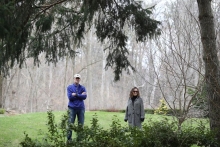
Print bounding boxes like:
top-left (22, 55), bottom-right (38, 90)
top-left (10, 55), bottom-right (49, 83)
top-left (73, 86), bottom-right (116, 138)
top-left (0, 0), bottom-right (161, 81)
top-left (0, 75), bottom-right (3, 108)
top-left (197, 0), bottom-right (220, 143)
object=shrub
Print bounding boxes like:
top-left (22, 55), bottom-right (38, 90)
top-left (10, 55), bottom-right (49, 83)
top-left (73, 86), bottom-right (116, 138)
top-left (20, 111), bottom-right (219, 147)
top-left (0, 108), bottom-right (5, 114)
top-left (119, 109), bottom-right (125, 113)
top-left (154, 98), bottom-right (169, 115)
top-left (166, 109), bottom-right (182, 116)
top-left (145, 109), bottom-right (154, 114)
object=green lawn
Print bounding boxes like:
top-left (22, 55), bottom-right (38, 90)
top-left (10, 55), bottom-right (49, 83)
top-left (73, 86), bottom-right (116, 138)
top-left (0, 111), bottom-right (209, 147)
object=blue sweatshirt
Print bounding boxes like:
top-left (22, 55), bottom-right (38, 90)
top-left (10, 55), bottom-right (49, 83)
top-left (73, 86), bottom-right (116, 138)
top-left (67, 84), bottom-right (87, 109)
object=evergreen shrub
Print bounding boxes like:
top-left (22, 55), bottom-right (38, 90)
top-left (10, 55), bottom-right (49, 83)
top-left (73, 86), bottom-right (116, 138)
top-left (0, 108), bottom-right (5, 114)
top-left (166, 109), bottom-right (182, 116)
top-left (20, 111), bottom-right (219, 147)
top-left (145, 109), bottom-right (154, 114)
top-left (154, 98), bottom-right (169, 115)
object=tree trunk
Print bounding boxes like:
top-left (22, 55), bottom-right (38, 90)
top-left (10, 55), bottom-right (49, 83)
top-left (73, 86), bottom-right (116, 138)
top-left (86, 31), bottom-right (93, 110)
top-left (0, 74), bottom-right (3, 108)
top-left (197, 0), bottom-right (220, 142)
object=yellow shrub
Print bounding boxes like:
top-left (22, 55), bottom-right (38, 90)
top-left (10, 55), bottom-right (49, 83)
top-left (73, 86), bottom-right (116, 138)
top-left (154, 99), bottom-right (168, 115)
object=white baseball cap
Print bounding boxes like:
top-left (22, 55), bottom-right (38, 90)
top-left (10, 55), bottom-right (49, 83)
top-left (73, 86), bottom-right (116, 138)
top-left (74, 74), bottom-right (81, 78)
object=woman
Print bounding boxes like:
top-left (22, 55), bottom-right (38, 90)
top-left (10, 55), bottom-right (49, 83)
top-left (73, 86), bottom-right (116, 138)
top-left (124, 87), bottom-right (145, 128)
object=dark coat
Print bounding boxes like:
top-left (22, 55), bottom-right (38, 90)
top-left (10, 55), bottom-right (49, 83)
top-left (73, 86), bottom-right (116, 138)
top-left (124, 97), bottom-right (145, 128)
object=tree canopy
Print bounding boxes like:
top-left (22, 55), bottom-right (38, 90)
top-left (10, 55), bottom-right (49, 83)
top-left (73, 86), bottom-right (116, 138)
top-left (0, 0), bottom-right (160, 80)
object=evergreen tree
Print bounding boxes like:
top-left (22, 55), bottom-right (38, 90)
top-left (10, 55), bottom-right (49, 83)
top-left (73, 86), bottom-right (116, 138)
top-left (0, 0), bottom-right (161, 80)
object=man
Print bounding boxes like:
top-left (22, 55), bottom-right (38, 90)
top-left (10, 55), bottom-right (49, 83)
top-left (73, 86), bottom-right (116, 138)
top-left (67, 73), bottom-right (87, 141)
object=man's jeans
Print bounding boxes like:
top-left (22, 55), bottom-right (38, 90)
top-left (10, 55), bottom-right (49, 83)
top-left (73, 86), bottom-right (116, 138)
top-left (67, 107), bottom-right (85, 140)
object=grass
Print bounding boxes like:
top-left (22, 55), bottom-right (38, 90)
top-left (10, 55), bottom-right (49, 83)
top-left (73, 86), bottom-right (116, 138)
top-left (0, 111), bottom-right (209, 147)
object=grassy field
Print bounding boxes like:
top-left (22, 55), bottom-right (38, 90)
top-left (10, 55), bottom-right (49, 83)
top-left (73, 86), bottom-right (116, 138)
top-left (0, 111), bottom-right (209, 147)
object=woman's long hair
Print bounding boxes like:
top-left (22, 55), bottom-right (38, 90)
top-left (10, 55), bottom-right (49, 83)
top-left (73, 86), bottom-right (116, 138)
top-left (129, 87), bottom-right (140, 98)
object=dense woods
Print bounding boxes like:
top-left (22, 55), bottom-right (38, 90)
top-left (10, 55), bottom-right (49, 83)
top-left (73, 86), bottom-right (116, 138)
top-left (0, 0), bottom-right (207, 112)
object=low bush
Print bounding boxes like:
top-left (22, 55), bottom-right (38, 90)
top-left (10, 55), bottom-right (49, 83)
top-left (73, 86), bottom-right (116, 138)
top-left (0, 108), bottom-right (5, 114)
top-left (145, 109), bottom-right (154, 114)
top-left (20, 111), bottom-right (219, 147)
top-left (119, 109), bottom-right (125, 113)
top-left (166, 109), bottom-right (182, 116)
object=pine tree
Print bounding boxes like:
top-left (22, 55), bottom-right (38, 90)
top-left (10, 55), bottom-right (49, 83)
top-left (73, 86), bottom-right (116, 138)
top-left (0, 0), bottom-right (161, 80)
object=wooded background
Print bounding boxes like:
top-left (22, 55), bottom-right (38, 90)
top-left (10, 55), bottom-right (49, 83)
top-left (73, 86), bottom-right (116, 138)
top-left (1, 0), bottom-right (220, 114)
